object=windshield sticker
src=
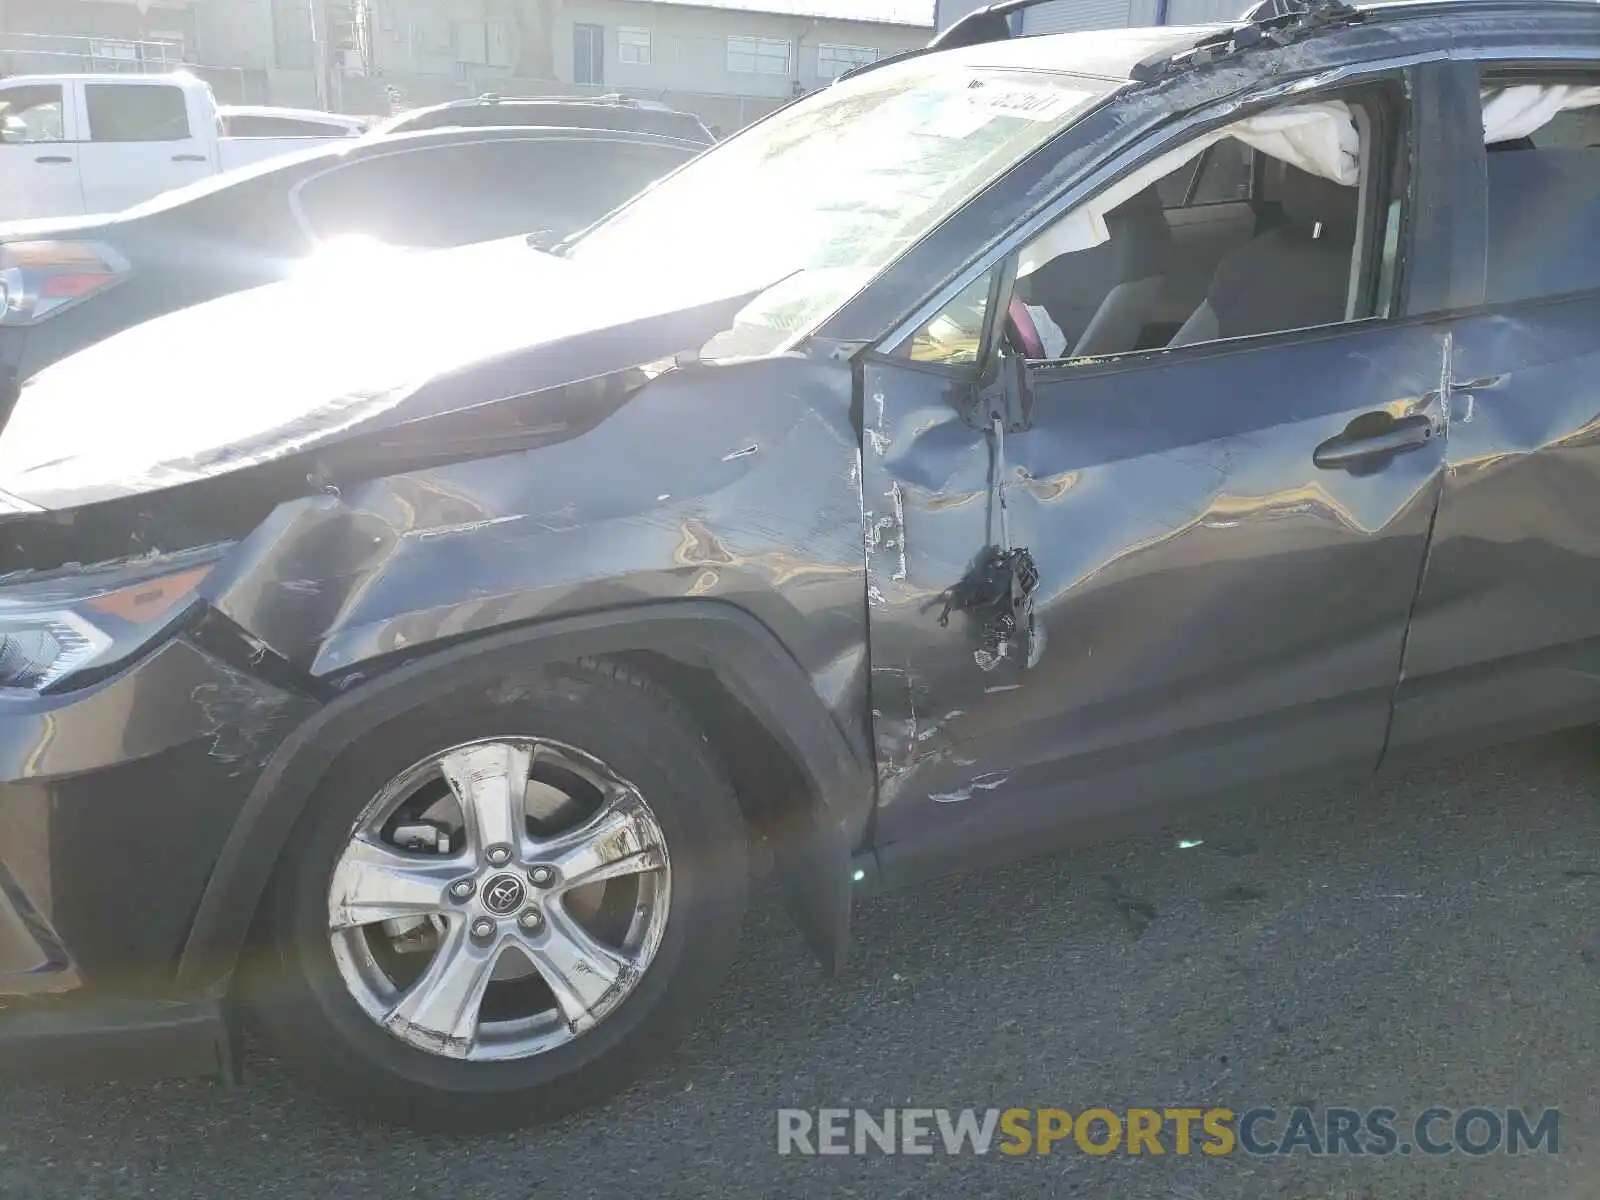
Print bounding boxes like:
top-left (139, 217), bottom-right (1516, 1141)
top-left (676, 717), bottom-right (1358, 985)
top-left (962, 80), bottom-right (1078, 122)
top-left (923, 99), bottom-right (996, 139)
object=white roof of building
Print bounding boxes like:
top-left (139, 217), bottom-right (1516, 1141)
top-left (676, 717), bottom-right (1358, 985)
top-left (637, 0), bottom-right (936, 28)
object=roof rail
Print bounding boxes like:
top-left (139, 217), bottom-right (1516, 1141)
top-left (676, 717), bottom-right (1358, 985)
top-left (1129, 0), bottom-right (1364, 82)
top-left (1237, 0), bottom-right (1311, 18)
top-left (833, 45), bottom-right (925, 82)
top-left (463, 91), bottom-right (641, 107)
top-left (927, 0), bottom-right (1056, 51)
top-left (831, 0), bottom-right (1040, 83)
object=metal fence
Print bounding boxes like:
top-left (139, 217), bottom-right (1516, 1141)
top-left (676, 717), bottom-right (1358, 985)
top-left (0, 31), bottom-right (188, 78)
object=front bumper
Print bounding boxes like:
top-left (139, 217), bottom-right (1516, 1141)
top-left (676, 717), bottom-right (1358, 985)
top-left (0, 634), bottom-right (313, 1002)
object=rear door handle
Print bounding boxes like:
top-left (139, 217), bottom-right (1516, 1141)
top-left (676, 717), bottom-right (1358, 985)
top-left (1313, 412), bottom-right (1435, 470)
top-left (172, 153), bottom-right (207, 163)
top-left (34, 155), bottom-right (73, 164)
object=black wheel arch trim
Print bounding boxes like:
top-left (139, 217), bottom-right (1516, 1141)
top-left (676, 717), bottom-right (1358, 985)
top-left (177, 600), bottom-right (870, 993)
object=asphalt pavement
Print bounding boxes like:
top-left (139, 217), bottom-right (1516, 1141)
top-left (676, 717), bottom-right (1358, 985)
top-left (1, 733), bottom-right (1596, 1199)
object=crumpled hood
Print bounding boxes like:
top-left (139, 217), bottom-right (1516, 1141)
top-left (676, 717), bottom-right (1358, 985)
top-left (0, 237), bottom-right (768, 510)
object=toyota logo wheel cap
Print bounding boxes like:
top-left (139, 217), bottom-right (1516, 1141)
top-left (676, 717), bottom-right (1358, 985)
top-left (481, 873), bottom-right (527, 916)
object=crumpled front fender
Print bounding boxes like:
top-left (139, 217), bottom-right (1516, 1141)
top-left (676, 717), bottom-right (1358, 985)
top-left (178, 602), bottom-right (872, 992)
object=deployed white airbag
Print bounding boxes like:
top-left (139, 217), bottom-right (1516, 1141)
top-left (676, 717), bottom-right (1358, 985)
top-left (1222, 101), bottom-right (1362, 186)
top-left (1482, 84), bottom-right (1600, 144)
top-left (1018, 84), bottom-right (1600, 277)
top-left (1021, 101), bottom-right (1358, 271)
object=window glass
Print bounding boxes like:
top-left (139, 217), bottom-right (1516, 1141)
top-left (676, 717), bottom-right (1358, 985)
top-left (1009, 100), bottom-right (1379, 362)
top-left (570, 65), bottom-right (1103, 359)
top-left (86, 83), bottom-right (191, 142)
top-left (1154, 158), bottom-right (1199, 208)
top-left (297, 139), bottom-right (693, 248)
top-left (1485, 119), bottom-right (1600, 304)
top-left (908, 272), bottom-right (994, 365)
top-left (226, 115), bottom-right (346, 138)
top-left (1190, 138), bottom-right (1254, 204)
top-left (818, 44), bottom-right (879, 82)
top-left (1153, 140), bottom-right (1253, 208)
top-left (573, 23), bottom-right (604, 86)
top-left (0, 84), bottom-right (65, 143)
top-left (619, 27), bottom-right (651, 65)
top-left (727, 36), bottom-right (791, 75)
top-left (1524, 106), bottom-right (1600, 149)
top-left (456, 20), bottom-right (489, 65)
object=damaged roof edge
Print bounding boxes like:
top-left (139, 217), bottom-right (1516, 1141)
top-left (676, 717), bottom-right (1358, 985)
top-left (896, 0), bottom-right (1600, 94)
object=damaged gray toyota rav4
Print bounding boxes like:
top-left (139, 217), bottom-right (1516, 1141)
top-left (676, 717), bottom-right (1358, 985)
top-left (0, 0), bottom-right (1596, 1127)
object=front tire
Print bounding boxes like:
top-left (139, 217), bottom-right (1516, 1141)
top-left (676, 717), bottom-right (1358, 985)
top-left (246, 659), bottom-right (748, 1129)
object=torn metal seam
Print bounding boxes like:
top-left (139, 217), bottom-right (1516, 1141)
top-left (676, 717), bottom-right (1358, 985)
top-left (409, 515), bottom-right (524, 540)
top-left (903, 673), bottom-right (918, 774)
top-left (889, 481), bottom-right (907, 581)
top-left (1437, 329), bottom-right (1454, 432)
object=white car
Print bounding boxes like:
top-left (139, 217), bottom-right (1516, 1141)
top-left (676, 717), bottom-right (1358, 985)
top-left (0, 73), bottom-right (363, 221)
top-left (217, 105), bottom-right (371, 140)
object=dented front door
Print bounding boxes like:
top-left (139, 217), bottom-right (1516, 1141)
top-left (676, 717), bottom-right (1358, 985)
top-left (861, 321), bottom-right (1452, 883)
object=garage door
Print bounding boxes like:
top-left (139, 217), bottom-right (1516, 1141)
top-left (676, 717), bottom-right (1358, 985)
top-left (1166, 0), bottom-right (1248, 22)
top-left (1020, 0), bottom-right (1135, 34)
top-left (934, 0), bottom-right (992, 29)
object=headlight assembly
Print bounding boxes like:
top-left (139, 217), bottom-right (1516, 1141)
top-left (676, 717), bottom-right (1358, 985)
top-left (0, 554), bottom-right (221, 693)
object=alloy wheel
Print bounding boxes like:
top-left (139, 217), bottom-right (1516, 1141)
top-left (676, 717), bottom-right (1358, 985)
top-left (325, 737), bottom-right (672, 1061)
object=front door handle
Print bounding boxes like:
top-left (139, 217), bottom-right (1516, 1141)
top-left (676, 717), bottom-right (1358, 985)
top-left (33, 155), bottom-right (73, 164)
top-left (1314, 412), bottom-right (1435, 470)
top-left (172, 153), bottom-right (207, 163)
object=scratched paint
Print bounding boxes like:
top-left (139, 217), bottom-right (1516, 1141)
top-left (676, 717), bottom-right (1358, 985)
top-left (929, 772), bottom-right (1012, 803)
top-left (889, 482), bottom-right (908, 582)
top-left (409, 515), bottom-right (525, 540)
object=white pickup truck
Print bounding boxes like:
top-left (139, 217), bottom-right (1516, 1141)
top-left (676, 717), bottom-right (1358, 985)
top-left (0, 72), bottom-right (365, 221)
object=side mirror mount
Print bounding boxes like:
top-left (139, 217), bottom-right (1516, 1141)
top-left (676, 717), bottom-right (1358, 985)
top-left (965, 256), bottom-right (1033, 433)
top-left (972, 342), bottom-right (1033, 435)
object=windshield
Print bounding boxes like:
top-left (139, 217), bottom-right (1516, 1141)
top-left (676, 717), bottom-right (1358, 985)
top-left (567, 62), bottom-right (1106, 357)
